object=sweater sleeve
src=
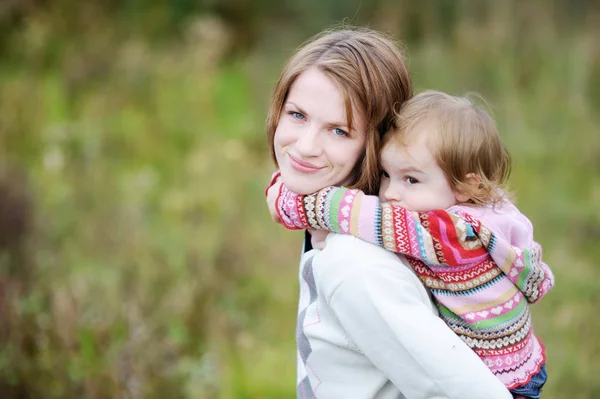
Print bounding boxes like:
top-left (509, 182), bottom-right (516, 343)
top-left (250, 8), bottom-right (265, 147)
top-left (276, 185), bottom-right (490, 266)
top-left (276, 185), bottom-right (554, 303)
top-left (454, 210), bottom-right (555, 303)
top-left (328, 262), bottom-right (513, 399)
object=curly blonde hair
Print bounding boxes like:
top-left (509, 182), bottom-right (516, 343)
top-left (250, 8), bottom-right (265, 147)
top-left (384, 90), bottom-right (512, 205)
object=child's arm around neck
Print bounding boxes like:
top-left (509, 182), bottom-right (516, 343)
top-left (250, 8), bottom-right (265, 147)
top-left (275, 183), bottom-right (554, 303)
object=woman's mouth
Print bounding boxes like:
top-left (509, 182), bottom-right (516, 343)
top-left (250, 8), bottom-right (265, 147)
top-left (288, 154), bottom-right (324, 173)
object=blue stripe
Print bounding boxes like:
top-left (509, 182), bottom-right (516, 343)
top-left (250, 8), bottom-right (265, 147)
top-left (375, 205), bottom-right (383, 247)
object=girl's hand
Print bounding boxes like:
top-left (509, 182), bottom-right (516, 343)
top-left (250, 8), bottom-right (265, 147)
top-left (309, 229), bottom-right (328, 250)
top-left (266, 178), bottom-right (283, 224)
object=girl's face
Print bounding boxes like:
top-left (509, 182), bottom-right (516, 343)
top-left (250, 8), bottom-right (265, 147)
top-left (378, 123), bottom-right (460, 212)
top-left (273, 68), bottom-right (367, 195)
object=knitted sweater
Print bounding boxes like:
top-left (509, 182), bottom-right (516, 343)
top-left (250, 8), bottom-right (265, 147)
top-left (276, 185), bottom-right (555, 390)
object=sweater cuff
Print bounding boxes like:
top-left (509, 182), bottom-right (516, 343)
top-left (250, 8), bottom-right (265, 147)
top-left (264, 170), bottom-right (281, 197)
top-left (276, 185), bottom-right (306, 230)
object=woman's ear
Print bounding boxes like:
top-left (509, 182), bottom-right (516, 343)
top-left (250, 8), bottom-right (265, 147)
top-left (454, 173), bottom-right (480, 203)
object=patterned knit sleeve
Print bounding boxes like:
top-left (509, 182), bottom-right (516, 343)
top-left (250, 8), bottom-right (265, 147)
top-left (453, 211), bottom-right (555, 304)
top-left (276, 185), bottom-right (489, 267)
top-left (276, 185), bottom-right (555, 303)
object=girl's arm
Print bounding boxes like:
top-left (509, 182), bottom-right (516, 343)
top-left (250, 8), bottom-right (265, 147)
top-left (276, 184), bottom-right (554, 303)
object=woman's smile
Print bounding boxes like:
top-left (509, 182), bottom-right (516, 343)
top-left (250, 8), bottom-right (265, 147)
top-left (288, 153), bottom-right (325, 173)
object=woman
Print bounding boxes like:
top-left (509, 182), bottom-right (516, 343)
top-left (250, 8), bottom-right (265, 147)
top-left (266, 27), bottom-right (512, 399)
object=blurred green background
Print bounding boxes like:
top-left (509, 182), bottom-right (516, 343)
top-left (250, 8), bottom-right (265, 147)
top-left (0, 0), bottom-right (598, 398)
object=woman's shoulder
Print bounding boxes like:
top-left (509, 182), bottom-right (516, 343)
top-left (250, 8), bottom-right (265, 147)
top-left (321, 233), bottom-right (401, 264)
top-left (313, 234), bottom-right (428, 300)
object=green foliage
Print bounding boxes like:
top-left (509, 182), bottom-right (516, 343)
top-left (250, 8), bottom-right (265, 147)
top-left (0, 1), bottom-right (599, 398)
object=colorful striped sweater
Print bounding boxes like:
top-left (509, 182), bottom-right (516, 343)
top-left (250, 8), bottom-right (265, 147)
top-left (275, 184), bottom-right (555, 390)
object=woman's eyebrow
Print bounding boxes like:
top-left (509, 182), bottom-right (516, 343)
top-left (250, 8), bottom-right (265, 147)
top-left (325, 120), bottom-right (350, 130)
top-left (285, 102), bottom-right (307, 116)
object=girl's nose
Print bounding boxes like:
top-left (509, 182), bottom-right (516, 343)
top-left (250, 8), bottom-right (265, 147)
top-left (383, 185), bottom-right (402, 203)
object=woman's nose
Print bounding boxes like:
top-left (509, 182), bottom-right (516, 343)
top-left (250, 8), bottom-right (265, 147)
top-left (295, 125), bottom-right (321, 157)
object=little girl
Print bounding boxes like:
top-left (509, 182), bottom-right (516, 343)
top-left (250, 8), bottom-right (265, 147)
top-left (269, 90), bottom-right (554, 399)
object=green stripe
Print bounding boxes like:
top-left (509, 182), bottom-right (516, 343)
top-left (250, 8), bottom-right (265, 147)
top-left (438, 304), bottom-right (462, 321)
top-left (516, 250), bottom-right (531, 287)
top-left (439, 297), bottom-right (527, 331)
top-left (328, 188), bottom-right (346, 233)
top-left (471, 299), bottom-right (526, 330)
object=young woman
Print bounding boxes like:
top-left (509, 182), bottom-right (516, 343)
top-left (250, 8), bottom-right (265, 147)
top-left (266, 28), bottom-right (512, 398)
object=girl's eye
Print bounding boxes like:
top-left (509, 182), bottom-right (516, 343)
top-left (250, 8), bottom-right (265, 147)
top-left (381, 171), bottom-right (390, 179)
top-left (289, 111), bottom-right (305, 120)
top-left (405, 176), bottom-right (419, 185)
top-left (332, 128), bottom-right (349, 137)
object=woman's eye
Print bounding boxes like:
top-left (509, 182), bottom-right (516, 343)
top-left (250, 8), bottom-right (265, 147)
top-left (332, 128), bottom-right (349, 137)
top-left (381, 171), bottom-right (390, 179)
top-left (289, 111), bottom-right (305, 120)
top-left (405, 176), bottom-right (419, 184)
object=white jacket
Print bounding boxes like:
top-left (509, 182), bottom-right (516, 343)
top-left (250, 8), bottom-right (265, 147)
top-left (296, 234), bottom-right (512, 399)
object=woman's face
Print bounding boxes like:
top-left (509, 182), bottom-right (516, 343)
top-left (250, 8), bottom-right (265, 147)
top-left (273, 68), bottom-right (367, 194)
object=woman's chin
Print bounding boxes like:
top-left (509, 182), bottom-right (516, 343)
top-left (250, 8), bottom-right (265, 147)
top-left (280, 171), bottom-right (323, 195)
top-left (281, 179), bottom-right (318, 195)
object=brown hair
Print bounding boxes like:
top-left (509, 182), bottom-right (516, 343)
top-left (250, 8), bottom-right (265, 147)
top-left (385, 90), bottom-right (512, 205)
top-left (266, 27), bottom-right (412, 194)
